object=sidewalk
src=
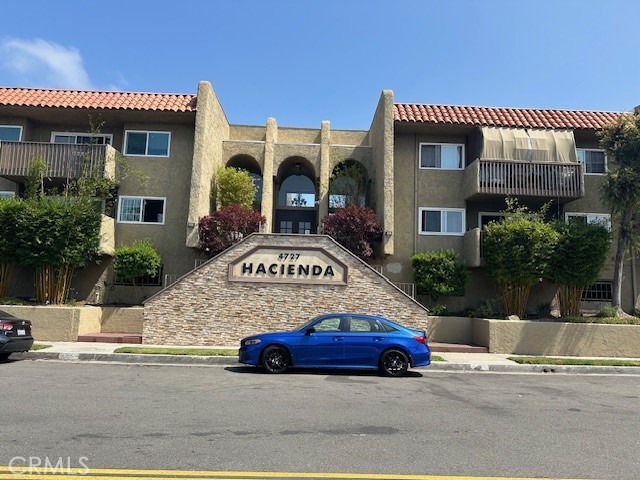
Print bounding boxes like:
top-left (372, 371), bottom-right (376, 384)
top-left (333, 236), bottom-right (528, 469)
top-left (10, 341), bottom-right (640, 375)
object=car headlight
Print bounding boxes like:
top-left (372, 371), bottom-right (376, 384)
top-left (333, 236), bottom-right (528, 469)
top-left (243, 339), bottom-right (261, 346)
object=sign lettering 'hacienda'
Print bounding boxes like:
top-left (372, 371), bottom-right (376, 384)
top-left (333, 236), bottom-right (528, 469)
top-left (228, 247), bottom-right (348, 285)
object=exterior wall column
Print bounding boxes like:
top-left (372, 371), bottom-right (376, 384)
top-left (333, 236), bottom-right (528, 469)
top-left (261, 117), bottom-right (277, 232)
top-left (186, 81), bottom-right (229, 247)
top-left (317, 120), bottom-right (331, 232)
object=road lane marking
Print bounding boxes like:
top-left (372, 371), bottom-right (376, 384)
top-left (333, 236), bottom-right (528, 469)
top-left (0, 466), bottom-right (592, 480)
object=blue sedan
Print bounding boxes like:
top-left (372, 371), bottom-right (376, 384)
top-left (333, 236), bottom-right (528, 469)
top-left (239, 313), bottom-right (430, 376)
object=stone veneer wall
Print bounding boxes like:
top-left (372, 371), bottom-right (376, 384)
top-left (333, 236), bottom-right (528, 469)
top-left (143, 234), bottom-right (429, 346)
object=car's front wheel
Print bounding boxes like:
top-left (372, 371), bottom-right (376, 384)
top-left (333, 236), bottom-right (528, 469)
top-left (262, 346), bottom-right (289, 374)
top-left (0, 353), bottom-right (11, 361)
top-left (380, 349), bottom-right (409, 377)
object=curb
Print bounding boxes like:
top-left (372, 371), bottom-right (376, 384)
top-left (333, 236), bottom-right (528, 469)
top-left (11, 351), bottom-right (640, 375)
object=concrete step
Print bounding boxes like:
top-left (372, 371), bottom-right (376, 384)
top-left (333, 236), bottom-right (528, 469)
top-left (77, 333), bottom-right (143, 344)
top-left (429, 342), bottom-right (489, 354)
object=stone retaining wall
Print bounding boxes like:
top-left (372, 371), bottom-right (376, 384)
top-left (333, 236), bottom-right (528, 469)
top-left (144, 234), bottom-right (430, 345)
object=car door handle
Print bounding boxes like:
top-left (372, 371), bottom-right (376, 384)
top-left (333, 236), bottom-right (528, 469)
top-left (373, 337), bottom-right (385, 341)
top-left (333, 336), bottom-right (344, 341)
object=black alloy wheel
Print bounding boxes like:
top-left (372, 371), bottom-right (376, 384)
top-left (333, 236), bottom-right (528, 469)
top-left (0, 353), bottom-right (10, 361)
top-left (380, 349), bottom-right (409, 377)
top-left (262, 346), bottom-right (289, 374)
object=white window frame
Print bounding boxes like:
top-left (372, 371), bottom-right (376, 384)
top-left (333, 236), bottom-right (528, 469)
top-left (117, 196), bottom-right (166, 225)
top-left (576, 148), bottom-right (607, 175)
top-left (418, 207), bottom-right (466, 236)
top-left (418, 142), bottom-right (465, 170)
top-left (0, 125), bottom-right (23, 141)
top-left (123, 130), bottom-right (171, 157)
top-left (565, 212), bottom-right (611, 231)
top-left (51, 132), bottom-right (113, 145)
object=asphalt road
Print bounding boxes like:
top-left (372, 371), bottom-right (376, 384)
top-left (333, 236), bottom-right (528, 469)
top-left (1, 360), bottom-right (639, 479)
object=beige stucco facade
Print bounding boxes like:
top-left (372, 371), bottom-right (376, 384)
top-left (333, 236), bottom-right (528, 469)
top-left (1, 81), bottom-right (638, 323)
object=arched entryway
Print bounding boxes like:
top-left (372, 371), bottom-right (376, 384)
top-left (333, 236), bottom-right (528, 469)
top-left (329, 160), bottom-right (369, 211)
top-left (274, 156), bottom-right (317, 234)
top-left (226, 154), bottom-right (263, 210)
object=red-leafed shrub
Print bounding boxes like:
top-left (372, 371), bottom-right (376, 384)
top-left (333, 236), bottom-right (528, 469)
top-left (199, 205), bottom-right (265, 257)
top-left (321, 205), bottom-right (383, 260)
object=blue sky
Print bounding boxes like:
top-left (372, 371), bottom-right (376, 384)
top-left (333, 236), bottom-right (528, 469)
top-left (0, 0), bottom-right (638, 129)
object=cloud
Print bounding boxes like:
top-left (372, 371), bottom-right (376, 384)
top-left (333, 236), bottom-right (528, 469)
top-left (0, 37), bottom-right (94, 89)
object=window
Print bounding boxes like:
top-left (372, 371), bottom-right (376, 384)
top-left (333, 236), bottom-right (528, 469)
top-left (419, 143), bottom-right (464, 169)
top-left (566, 213), bottom-right (611, 231)
top-left (419, 208), bottom-right (465, 235)
top-left (114, 264), bottom-right (163, 286)
top-left (0, 125), bottom-right (22, 141)
top-left (51, 132), bottom-right (112, 145)
top-left (582, 281), bottom-right (612, 301)
top-left (576, 148), bottom-right (606, 174)
top-left (298, 221), bottom-right (311, 234)
top-left (124, 131), bottom-right (170, 157)
top-left (0, 191), bottom-right (16, 199)
top-left (312, 317), bottom-right (344, 332)
top-left (117, 196), bottom-right (166, 224)
top-left (280, 221), bottom-right (293, 233)
top-left (348, 317), bottom-right (382, 333)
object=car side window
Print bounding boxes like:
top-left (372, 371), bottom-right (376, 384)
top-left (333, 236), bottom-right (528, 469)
top-left (348, 317), bottom-right (381, 333)
top-left (313, 317), bottom-right (343, 332)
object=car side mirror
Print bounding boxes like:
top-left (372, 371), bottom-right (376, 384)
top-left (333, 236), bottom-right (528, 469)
top-left (305, 327), bottom-right (315, 336)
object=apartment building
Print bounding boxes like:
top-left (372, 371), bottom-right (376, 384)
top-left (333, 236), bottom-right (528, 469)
top-left (0, 82), bottom-right (637, 312)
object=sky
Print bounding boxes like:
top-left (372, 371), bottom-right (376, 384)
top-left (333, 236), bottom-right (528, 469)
top-left (0, 0), bottom-right (638, 130)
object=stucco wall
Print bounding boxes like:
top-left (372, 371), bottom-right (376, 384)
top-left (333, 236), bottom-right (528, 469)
top-left (0, 306), bottom-right (102, 342)
top-left (476, 318), bottom-right (640, 357)
top-left (100, 306), bottom-right (144, 334)
top-left (144, 234), bottom-right (429, 346)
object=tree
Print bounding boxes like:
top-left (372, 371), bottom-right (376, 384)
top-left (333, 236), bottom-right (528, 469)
top-left (483, 199), bottom-right (559, 317)
top-left (113, 239), bottom-right (162, 285)
top-left (598, 112), bottom-right (640, 313)
top-left (14, 197), bottom-right (102, 304)
top-left (0, 198), bottom-right (24, 297)
top-left (411, 250), bottom-right (468, 305)
top-left (199, 205), bottom-right (265, 257)
top-left (212, 166), bottom-right (256, 209)
top-left (547, 220), bottom-right (611, 317)
top-left (321, 205), bottom-right (383, 260)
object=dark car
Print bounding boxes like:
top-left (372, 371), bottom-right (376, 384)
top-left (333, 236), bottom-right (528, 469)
top-left (239, 313), bottom-right (430, 377)
top-left (0, 310), bottom-right (34, 361)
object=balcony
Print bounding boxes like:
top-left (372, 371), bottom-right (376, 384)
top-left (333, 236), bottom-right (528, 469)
top-left (463, 159), bottom-right (583, 201)
top-left (0, 141), bottom-right (116, 181)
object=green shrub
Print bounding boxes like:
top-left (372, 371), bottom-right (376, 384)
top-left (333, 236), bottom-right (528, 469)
top-left (429, 304), bottom-right (448, 316)
top-left (483, 199), bottom-right (559, 317)
top-left (114, 239), bottom-right (162, 284)
top-left (597, 306), bottom-right (620, 318)
top-left (411, 250), bottom-right (468, 304)
top-left (212, 166), bottom-right (256, 209)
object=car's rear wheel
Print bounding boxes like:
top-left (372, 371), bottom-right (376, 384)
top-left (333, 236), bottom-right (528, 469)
top-left (262, 346), bottom-right (289, 374)
top-left (380, 349), bottom-right (409, 377)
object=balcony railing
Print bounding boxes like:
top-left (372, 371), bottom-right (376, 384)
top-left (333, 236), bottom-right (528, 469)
top-left (0, 141), bottom-right (116, 180)
top-left (464, 159), bottom-right (584, 200)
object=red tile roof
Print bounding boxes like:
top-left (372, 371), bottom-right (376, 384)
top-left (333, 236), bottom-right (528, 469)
top-left (394, 104), bottom-right (622, 130)
top-left (0, 87), bottom-right (197, 112)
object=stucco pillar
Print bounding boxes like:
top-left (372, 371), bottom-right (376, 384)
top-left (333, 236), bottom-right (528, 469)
top-left (317, 120), bottom-right (331, 232)
top-left (380, 90), bottom-right (395, 255)
top-left (261, 117), bottom-right (277, 232)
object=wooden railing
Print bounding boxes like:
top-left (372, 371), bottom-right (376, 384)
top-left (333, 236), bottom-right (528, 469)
top-left (0, 141), bottom-right (111, 179)
top-left (465, 159), bottom-right (584, 199)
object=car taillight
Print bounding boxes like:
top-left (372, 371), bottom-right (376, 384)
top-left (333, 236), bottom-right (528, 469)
top-left (413, 335), bottom-right (426, 344)
top-left (0, 323), bottom-right (13, 331)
